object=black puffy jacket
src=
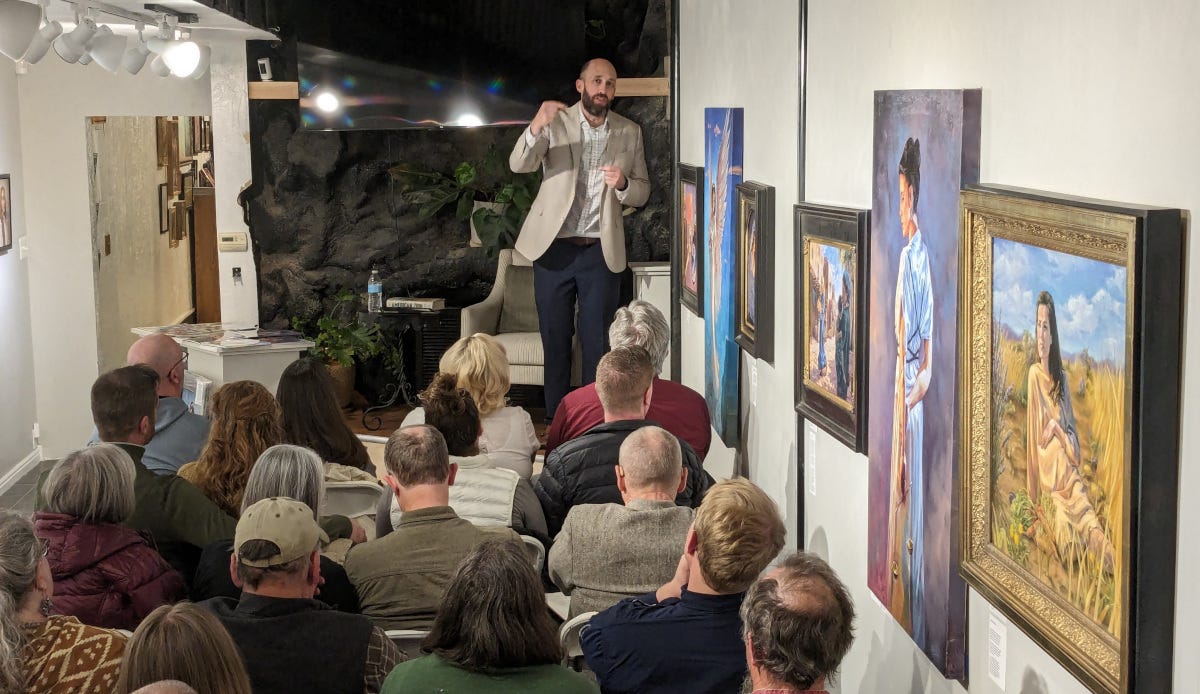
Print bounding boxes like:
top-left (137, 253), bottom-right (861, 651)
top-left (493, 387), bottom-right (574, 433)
top-left (534, 419), bottom-right (714, 536)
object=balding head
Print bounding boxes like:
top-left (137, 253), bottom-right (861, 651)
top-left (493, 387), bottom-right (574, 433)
top-left (127, 334), bottom-right (185, 398)
top-left (579, 58), bottom-right (617, 80)
top-left (617, 426), bottom-right (685, 498)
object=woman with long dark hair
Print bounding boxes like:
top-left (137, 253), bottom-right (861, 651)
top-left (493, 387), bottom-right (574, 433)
top-left (277, 358), bottom-right (374, 473)
top-left (380, 540), bottom-right (596, 693)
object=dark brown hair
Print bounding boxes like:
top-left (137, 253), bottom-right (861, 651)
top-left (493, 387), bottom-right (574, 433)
top-left (423, 540), bottom-right (562, 669)
top-left (420, 372), bottom-right (480, 456)
top-left (898, 137), bottom-right (921, 206)
top-left (740, 552), bottom-right (856, 689)
top-left (92, 365), bottom-right (159, 442)
top-left (384, 425), bottom-right (450, 486)
top-left (276, 358), bottom-right (372, 471)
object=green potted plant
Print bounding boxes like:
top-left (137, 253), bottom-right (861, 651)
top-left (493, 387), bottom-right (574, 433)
top-left (390, 146), bottom-right (541, 257)
top-left (291, 288), bottom-right (384, 408)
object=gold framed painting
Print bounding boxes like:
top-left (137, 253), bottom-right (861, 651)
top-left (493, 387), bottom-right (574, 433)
top-left (958, 185), bottom-right (1183, 694)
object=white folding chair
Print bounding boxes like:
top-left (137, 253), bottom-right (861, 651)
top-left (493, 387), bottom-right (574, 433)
top-left (323, 480), bottom-right (387, 519)
top-left (520, 534), bottom-right (545, 574)
top-left (384, 629), bottom-right (429, 658)
top-left (558, 611), bottom-right (597, 672)
top-left (357, 434), bottom-right (388, 478)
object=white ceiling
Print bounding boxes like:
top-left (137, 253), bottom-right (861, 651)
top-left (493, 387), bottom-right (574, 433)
top-left (42, 0), bottom-right (276, 41)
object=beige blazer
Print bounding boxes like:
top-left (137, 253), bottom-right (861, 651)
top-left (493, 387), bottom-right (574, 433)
top-left (509, 102), bottom-right (650, 272)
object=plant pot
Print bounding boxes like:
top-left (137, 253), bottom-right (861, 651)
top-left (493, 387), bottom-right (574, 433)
top-left (470, 201), bottom-right (508, 247)
top-left (327, 362), bottom-right (356, 409)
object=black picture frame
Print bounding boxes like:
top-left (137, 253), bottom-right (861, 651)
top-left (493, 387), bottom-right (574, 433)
top-left (794, 202), bottom-right (869, 453)
top-left (675, 162), bottom-right (704, 317)
top-left (181, 170), bottom-right (194, 206)
top-left (734, 181), bottom-right (774, 362)
top-left (158, 183), bottom-right (169, 233)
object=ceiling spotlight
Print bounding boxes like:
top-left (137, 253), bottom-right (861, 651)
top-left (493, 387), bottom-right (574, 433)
top-left (53, 15), bottom-right (98, 64)
top-left (0, 0), bottom-right (42, 61)
top-left (190, 43), bottom-right (210, 79)
top-left (163, 39), bottom-right (199, 77)
top-left (89, 25), bottom-right (126, 72)
top-left (149, 53), bottom-right (170, 77)
top-left (315, 91), bottom-right (340, 113)
top-left (122, 25), bottom-right (150, 74)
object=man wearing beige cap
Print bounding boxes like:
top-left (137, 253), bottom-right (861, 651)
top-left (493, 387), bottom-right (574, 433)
top-left (200, 498), bottom-right (403, 694)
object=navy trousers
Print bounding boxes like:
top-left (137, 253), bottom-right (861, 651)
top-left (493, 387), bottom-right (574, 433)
top-left (533, 239), bottom-right (621, 419)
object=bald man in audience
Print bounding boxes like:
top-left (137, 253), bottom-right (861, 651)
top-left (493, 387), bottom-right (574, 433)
top-left (549, 426), bottom-right (694, 617)
top-left (89, 333), bottom-right (210, 475)
top-left (741, 552), bottom-right (856, 694)
top-left (344, 425), bottom-right (520, 630)
top-left (534, 346), bottom-right (713, 535)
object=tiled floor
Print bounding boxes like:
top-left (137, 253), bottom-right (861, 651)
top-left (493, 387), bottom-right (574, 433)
top-left (0, 458), bottom-right (57, 517)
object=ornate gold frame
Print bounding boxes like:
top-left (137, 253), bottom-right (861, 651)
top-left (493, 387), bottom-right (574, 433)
top-left (958, 185), bottom-right (1184, 694)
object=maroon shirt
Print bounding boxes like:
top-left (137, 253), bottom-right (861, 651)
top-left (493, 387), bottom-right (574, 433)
top-left (546, 377), bottom-right (711, 460)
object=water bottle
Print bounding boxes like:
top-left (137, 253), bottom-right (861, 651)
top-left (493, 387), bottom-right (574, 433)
top-left (367, 268), bottom-right (383, 313)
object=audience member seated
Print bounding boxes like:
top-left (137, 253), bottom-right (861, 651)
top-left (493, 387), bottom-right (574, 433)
top-left (89, 334), bottom-right (211, 475)
top-left (548, 426), bottom-right (693, 617)
top-left (200, 498), bottom-right (402, 693)
top-left (34, 444), bottom-right (184, 630)
top-left (116, 602), bottom-right (252, 694)
top-left (581, 478), bottom-right (786, 694)
top-left (277, 357), bottom-right (375, 473)
top-left (192, 445), bottom-right (361, 613)
top-left (377, 373), bottom-right (547, 538)
top-left (401, 333), bottom-right (539, 478)
top-left (381, 540), bottom-right (597, 693)
top-left (345, 425), bottom-right (520, 630)
top-left (741, 552), bottom-right (856, 694)
top-left (178, 381), bottom-right (283, 518)
top-left (535, 346), bottom-right (712, 535)
top-left (546, 300), bottom-right (710, 460)
top-left (129, 681), bottom-right (198, 694)
top-left (0, 511), bottom-right (127, 694)
top-left (41, 365), bottom-right (236, 584)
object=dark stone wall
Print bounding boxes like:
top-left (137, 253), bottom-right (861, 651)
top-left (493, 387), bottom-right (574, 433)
top-left (247, 0), bottom-right (671, 329)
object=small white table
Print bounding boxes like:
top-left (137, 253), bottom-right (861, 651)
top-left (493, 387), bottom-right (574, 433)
top-left (132, 323), bottom-right (313, 396)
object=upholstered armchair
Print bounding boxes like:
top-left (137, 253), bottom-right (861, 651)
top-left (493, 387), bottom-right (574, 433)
top-left (460, 249), bottom-right (581, 386)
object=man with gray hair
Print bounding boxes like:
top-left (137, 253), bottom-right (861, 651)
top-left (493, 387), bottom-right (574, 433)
top-left (741, 552), bottom-right (856, 693)
top-left (546, 299), bottom-right (710, 459)
top-left (344, 425), bottom-right (519, 630)
top-left (548, 425), bottom-right (695, 617)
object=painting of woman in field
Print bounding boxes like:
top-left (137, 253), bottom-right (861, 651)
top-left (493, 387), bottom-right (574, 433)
top-left (990, 237), bottom-right (1126, 635)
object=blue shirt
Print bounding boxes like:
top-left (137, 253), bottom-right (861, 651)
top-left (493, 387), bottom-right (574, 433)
top-left (580, 587), bottom-right (747, 694)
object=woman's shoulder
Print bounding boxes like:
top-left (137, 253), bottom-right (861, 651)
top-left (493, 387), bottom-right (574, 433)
top-left (29, 615), bottom-right (127, 652)
top-left (176, 460), bottom-right (199, 481)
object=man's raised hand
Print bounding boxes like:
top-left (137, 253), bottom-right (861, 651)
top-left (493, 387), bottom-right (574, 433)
top-left (530, 100), bottom-right (568, 137)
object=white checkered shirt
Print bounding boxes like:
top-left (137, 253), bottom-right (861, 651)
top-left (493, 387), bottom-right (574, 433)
top-left (526, 108), bottom-right (610, 239)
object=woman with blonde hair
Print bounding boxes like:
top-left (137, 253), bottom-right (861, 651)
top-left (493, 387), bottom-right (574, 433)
top-left (0, 511), bottom-right (127, 693)
top-left (116, 602), bottom-right (251, 694)
top-left (178, 381), bottom-right (283, 517)
top-left (402, 333), bottom-right (539, 477)
top-left (35, 444), bottom-right (184, 630)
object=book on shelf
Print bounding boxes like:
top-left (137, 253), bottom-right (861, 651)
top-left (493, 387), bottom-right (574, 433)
top-left (385, 297), bottom-right (446, 311)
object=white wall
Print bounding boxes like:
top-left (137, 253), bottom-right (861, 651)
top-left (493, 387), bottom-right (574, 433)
top-left (17, 58), bottom-right (210, 458)
top-left (681, 0), bottom-right (1200, 691)
top-left (89, 116), bottom-right (195, 373)
top-left (0, 63), bottom-right (39, 480)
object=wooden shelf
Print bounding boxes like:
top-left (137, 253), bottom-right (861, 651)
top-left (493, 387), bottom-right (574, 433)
top-left (248, 81), bottom-right (299, 100)
top-left (616, 77), bottom-right (669, 97)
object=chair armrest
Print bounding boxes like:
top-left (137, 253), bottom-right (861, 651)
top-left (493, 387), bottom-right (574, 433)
top-left (461, 300), bottom-right (502, 338)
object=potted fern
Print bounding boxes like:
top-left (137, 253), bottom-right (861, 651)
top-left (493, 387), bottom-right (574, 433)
top-left (291, 288), bottom-right (385, 408)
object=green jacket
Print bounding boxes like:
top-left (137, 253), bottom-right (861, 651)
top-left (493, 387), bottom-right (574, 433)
top-left (381, 654), bottom-right (598, 694)
top-left (38, 443), bottom-right (236, 556)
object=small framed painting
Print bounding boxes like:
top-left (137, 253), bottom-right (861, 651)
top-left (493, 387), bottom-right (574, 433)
top-left (676, 162), bottom-right (704, 317)
top-left (734, 180), bottom-right (774, 362)
top-left (0, 174), bottom-right (11, 252)
top-left (794, 202), bottom-right (869, 452)
top-left (158, 183), bottom-right (169, 233)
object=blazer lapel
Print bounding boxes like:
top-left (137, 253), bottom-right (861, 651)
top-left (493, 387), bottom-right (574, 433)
top-left (565, 102), bottom-right (583, 170)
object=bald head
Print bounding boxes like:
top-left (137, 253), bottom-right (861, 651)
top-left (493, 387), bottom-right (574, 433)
top-left (576, 58), bottom-right (617, 121)
top-left (127, 334), bottom-right (185, 398)
top-left (579, 58), bottom-right (617, 79)
top-left (617, 426), bottom-right (686, 500)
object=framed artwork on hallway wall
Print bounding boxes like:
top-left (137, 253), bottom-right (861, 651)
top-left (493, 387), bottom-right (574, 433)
top-left (676, 162), bottom-right (705, 317)
top-left (703, 107), bottom-right (743, 447)
top-left (794, 202), bottom-right (869, 453)
top-left (959, 185), bottom-right (1182, 694)
top-left (159, 183), bottom-right (169, 234)
top-left (734, 180), bottom-right (774, 362)
top-left (865, 88), bottom-right (980, 680)
top-left (0, 174), bottom-right (11, 253)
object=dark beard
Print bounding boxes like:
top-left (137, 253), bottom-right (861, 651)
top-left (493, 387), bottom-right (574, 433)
top-left (581, 91), bottom-right (609, 118)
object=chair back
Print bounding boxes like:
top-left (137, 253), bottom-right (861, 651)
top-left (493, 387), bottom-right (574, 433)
top-left (324, 480), bottom-right (387, 518)
top-left (385, 629), bottom-right (430, 658)
top-left (558, 611), bottom-right (598, 672)
top-left (520, 534), bottom-right (545, 573)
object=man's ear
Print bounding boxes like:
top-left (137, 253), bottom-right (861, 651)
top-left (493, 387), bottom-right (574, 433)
top-left (615, 465), bottom-right (627, 494)
top-left (676, 468), bottom-right (688, 494)
top-left (384, 475), bottom-right (401, 499)
top-left (685, 526), bottom-right (698, 556)
top-left (309, 551), bottom-right (321, 586)
top-left (229, 553), bottom-right (244, 589)
top-left (643, 382), bottom-right (654, 411)
top-left (575, 77), bottom-right (584, 96)
top-left (446, 462), bottom-right (458, 487)
top-left (139, 414), bottom-right (154, 440)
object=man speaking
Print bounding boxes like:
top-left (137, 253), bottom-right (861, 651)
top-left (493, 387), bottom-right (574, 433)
top-left (509, 58), bottom-right (650, 421)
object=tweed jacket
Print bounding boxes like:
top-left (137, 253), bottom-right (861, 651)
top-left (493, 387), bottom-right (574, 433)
top-left (509, 102), bottom-right (650, 272)
top-left (548, 499), bottom-right (694, 618)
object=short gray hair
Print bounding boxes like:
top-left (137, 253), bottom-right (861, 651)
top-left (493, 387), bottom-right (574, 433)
top-left (609, 300), bottom-right (669, 374)
top-left (618, 426), bottom-right (682, 489)
top-left (43, 444), bottom-right (136, 523)
top-left (242, 444), bottom-right (324, 519)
